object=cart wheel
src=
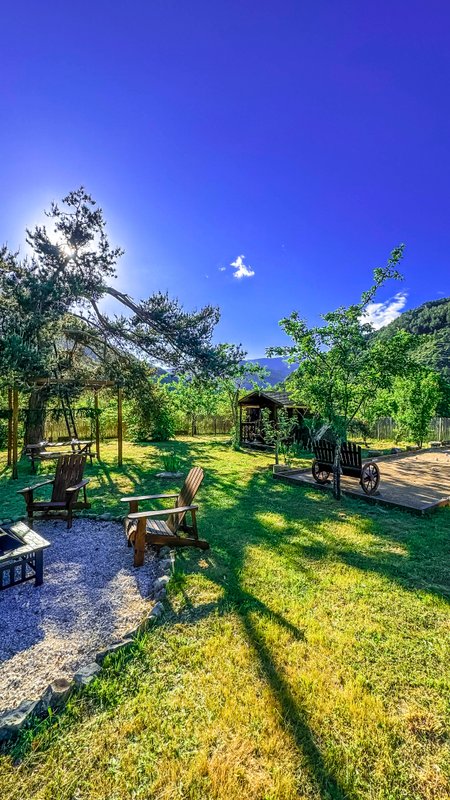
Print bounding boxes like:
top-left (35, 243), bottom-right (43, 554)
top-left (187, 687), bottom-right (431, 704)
top-left (312, 460), bottom-right (331, 484)
top-left (360, 462), bottom-right (380, 495)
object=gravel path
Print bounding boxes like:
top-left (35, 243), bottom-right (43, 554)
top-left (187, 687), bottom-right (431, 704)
top-left (0, 519), bottom-right (157, 713)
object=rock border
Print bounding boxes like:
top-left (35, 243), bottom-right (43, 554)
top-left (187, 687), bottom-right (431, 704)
top-left (0, 515), bottom-right (174, 744)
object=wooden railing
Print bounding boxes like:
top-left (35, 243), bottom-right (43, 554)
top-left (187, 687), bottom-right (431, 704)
top-left (240, 422), bottom-right (262, 442)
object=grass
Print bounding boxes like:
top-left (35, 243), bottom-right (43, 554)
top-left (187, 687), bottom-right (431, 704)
top-left (1, 437), bottom-right (449, 799)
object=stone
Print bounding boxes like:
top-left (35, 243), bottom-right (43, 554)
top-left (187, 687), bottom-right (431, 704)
top-left (158, 546), bottom-right (172, 558)
top-left (155, 588), bottom-right (166, 601)
top-left (0, 699), bottom-right (38, 742)
top-left (158, 558), bottom-right (173, 572)
top-left (74, 662), bottom-right (102, 686)
top-left (155, 471), bottom-right (184, 479)
top-left (150, 601), bottom-right (164, 618)
top-left (96, 639), bottom-right (135, 664)
top-left (153, 575), bottom-right (170, 594)
top-left (36, 678), bottom-right (72, 714)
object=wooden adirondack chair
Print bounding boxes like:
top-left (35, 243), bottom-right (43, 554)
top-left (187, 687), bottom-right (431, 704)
top-left (121, 467), bottom-right (208, 567)
top-left (18, 453), bottom-right (90, 529)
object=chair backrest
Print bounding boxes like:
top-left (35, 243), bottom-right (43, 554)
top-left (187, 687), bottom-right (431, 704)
top-left (340, 442), bottom-right (362, 470)
top-left (167, 467), bottom-right (204, 533)
top-left (51, 454), bottom-right (87, 503)
top-left (312, 440), bottom-right (336, 468)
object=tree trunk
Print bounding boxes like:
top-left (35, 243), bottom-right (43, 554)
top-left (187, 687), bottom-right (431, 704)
top-left (25, 387), bottom-right (49, 445)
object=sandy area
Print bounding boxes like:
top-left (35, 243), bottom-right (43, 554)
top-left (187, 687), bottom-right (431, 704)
top-left (283, 448), bottom-right (450, 511)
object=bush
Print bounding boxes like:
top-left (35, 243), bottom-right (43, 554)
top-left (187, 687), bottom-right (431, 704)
top-left (126, 380), bottom-right (177, 442)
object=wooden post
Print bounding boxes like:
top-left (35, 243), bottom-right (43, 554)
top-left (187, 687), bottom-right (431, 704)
top-left (94, 389), bottom-right (101, 460)
top-left (7, 386), bottom-right (12, 467)
top-left (12, 385), bottom-right (19, 480)
top-left (117, 386), bottom-right (123, 467)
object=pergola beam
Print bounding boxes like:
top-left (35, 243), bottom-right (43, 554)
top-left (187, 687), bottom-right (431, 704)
top-left (3, 379), bottom-right (122, 478)
top-left (12, 385), bottom-right (18, 480)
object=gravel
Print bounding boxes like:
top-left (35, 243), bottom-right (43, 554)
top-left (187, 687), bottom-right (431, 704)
top-left (0, 518), bottom-right (158, 713)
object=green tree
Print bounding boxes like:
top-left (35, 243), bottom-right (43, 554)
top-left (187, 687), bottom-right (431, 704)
top-left (390, 369), bottom-right (442, 447)
top-left (169, 376), bottom-right (219, 436)
top-left (0, 188), bottom-right (242, 442)
top-left (268, 245), bottom-right (413, 498)
top-left (260, 408), bottom-right (298, 465)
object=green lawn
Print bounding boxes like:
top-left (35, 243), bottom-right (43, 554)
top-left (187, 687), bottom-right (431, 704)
top-left (1, 438), bottom-right (449, 800)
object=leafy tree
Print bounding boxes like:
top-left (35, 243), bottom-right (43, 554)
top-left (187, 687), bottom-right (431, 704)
top-left (169, 376), bottom-right (220, 436)
top-left (126, 377), bottom-right (178, 442)
top-left (260, 408), bottom-right (298, 465)
top-left (268, 246), bottom-right (413, 498)
top-left (0, 188), bottom-right (242, 442)
top-left (389, 369), bottom-right (442, 447)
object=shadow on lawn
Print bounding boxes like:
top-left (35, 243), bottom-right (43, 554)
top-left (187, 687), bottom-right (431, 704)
top-left (157, 441), bottom-right (450, 798)
top-left (3, 439), bottom-right (449, 797)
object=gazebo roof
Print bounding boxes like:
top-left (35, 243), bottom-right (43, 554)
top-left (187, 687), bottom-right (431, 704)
top-left (238, 390), bottom-right (300, 408)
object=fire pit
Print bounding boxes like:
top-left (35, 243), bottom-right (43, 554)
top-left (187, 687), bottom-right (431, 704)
top-left (0, 521), bottom-right (50, 590)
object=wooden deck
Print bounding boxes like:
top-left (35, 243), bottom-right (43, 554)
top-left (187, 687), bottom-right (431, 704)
top-left (273, 448), bottom-right (450, 514)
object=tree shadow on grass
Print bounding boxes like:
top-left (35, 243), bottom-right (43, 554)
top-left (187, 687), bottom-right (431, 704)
top-left (3, 439), bottom-right (449, 796)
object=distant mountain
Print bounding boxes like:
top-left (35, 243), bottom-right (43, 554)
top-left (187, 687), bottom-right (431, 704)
top-left (374, 297), bottom-right (450, 379)
top-left (243, 356), bottom-right (296, 387)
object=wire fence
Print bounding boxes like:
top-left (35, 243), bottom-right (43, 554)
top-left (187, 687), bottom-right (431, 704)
top-left (43, 413), bottom-right (450, 443)
top-left (45, 414), bottom-right (233, 441)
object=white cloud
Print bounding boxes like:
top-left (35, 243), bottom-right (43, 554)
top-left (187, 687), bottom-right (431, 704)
top-left (218, 266), bottom-right (226, 272)
top-left (360, 291), bottom-right (407, 330)
top-left (231, 254), bottom-right (255, 279)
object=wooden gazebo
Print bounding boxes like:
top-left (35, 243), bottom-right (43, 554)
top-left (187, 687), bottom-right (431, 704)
top-left (238, 390), bottom-right (308, 447)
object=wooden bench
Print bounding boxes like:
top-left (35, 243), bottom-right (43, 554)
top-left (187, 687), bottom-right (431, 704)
top-left (312, 441), bottom-right (380, 495)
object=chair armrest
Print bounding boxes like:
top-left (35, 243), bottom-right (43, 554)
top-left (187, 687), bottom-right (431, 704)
top-left (128, 505), bottom-right (198, 520)
top-left (66, 479), bottom-right (90, 493)
top-left (120, 494), bottom-right (178, 503)
top-left (17, 478), bottom-right (55, 496)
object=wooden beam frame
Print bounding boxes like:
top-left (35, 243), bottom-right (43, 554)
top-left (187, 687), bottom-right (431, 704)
top-left (117, 386), bottom-right (123, 467)
top-left (94, 388), bottom-right (101, 460)
top-left (12, 385), bottom-right (19, 480)
top-left (7, 386), bottom-right (12, 467)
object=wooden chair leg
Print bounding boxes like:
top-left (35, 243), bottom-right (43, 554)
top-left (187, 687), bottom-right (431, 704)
top-left (191, 509), bottom-right (199, 540)
top-left (134, 517), bottom-right (146, 567)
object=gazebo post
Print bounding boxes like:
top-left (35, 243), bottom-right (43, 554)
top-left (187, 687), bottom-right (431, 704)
top-left (94, 388), bottom-right (101, 460)
top-left (7, 386), bottom-right (12, 467)
top-left (117, 386), bottom-right (123, 467)
top-left (12, 384), bottom-right (19, 480)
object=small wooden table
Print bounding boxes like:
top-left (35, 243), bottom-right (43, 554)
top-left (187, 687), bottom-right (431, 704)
top-left (0, 522), bottom-right (50, 590)
top-left (26, 440), bottom-right (95, 472)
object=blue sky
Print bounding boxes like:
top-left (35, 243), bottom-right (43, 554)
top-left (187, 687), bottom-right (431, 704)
top-left (2, 1), bottom-right (449, 358)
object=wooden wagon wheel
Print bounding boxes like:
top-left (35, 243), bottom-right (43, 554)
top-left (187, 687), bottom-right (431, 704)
top-left (360, 462), bottom-right (380, 495)
top-left (312, 459), bottom-right (331, 484)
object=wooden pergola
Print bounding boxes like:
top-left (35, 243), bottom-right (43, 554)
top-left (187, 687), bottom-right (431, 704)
top-left (5, 379), bottom-right (124, 479)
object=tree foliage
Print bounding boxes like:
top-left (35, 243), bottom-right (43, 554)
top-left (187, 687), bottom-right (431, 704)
top-left (0, 188), bottom-right (243, 442)
top-left (268, 246), bottom-right (414, 496)
top-left (374, 296), bottom-right (450, 379)
top-left (0, 188), bottom-right (243, 388)
top-left (375, 369), bottom-right (442, 447)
